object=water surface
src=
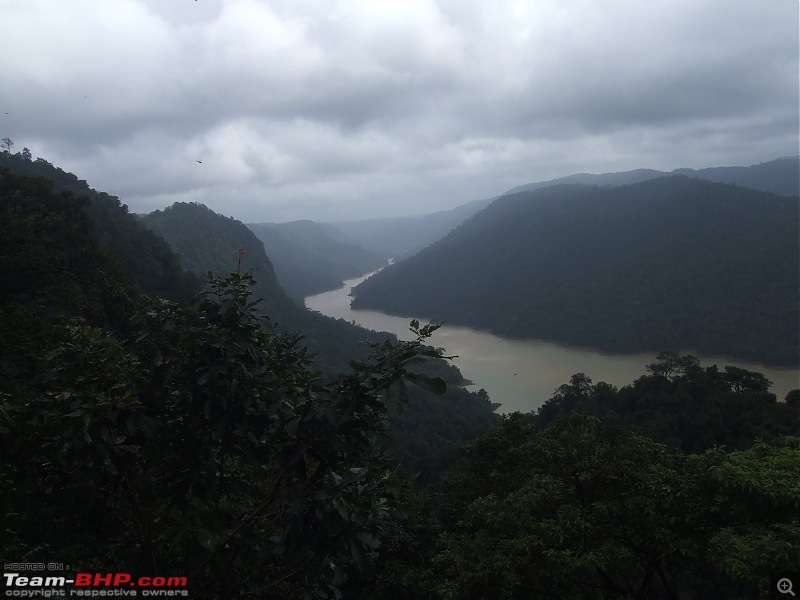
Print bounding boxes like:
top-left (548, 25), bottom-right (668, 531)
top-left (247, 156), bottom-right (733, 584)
top-left (306, 273), bottom-right (800, 413)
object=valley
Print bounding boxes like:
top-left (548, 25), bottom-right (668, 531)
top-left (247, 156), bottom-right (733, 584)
top-left (309, 271), bottom-right (800, 412)
top-left (352, 174), bottom-right (800, 366)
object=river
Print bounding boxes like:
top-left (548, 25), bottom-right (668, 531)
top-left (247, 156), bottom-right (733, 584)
top-left (306, 272), bottom-right (800, 413)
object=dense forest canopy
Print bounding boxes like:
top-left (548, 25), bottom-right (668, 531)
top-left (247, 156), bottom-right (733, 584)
top-left (0, 152), bottom-right (200, 301)
top-left (1, 152), bottom-right (797, 599)
top-left (142, 202), bottom-right (294, 316)
top-left (353, 175), bottom-right (800, 365)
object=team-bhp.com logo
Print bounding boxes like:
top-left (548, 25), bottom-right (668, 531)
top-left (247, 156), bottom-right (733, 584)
top-left (3, 570), bottom-right (188, 597)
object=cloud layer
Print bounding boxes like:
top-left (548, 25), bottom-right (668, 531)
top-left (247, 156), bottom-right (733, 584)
top-left (2, 0), bottom-right (797, 221)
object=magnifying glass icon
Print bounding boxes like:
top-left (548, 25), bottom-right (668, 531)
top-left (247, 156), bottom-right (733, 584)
top-left (778, 578), bottom-right (795, 596)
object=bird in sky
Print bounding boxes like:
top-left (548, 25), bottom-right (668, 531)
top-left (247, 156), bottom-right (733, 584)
top-left (196, 160), bottom-right (203, 164)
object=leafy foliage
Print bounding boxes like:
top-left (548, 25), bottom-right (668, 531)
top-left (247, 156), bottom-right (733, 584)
top-left (426, 414), bottom-right (799, 600)
top-left (0, 169), bottom-right (138, 394)
top-left (536, 351), bottom-right (799, 452)
top-left (1, 270), bottom-right (453, 598)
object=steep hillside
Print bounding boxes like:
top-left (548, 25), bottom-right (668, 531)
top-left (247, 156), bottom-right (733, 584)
top-left (504, 168), bottom-right (665, 196)
top-left (140, 202), bottom-right (499, 471)
top-left (139, 203), bottom-right (446, 374)
top-left (141, 203), bottom-right (294, 318)
top-left (333, 157), bottom-right (798, 264)
top-left (247, 219), bottom-right (386, 299)
top-left (352, 176), bottom-right (800, 365)
top-left (0, 152), bottom-right (200, 301)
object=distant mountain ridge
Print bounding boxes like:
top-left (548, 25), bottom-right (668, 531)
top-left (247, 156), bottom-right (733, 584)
top-left (352, 175), bottom-right (799, 366)
top-left (247, 219), bottom-right (386, 299)
top-left (505, 156), bottom-right (799, 197)
top-left (328, 196), bottom-right (496, 260)
top-left (329, 157), bottom-right (798, 263)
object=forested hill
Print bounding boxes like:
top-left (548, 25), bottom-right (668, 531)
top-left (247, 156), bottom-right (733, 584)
top-left (142, 203), bottom-right (294, 317)
top-left (247, 219), bottom-right (386, 299)
top-left (352, 175), bottom-right (800, 365)
top-left (0, 152), bottom-right (199, 301)
top-left (140, 202), bottom-right (388, 373)
top-left (672, 156), bottom-right (800, 197)
top-left (141, 201), bottom-right (499, 479)
top-left (330, 157), bottom-right (797, 262)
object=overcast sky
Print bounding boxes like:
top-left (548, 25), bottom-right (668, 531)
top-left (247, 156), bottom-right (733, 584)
top-left (2, 0), bottom-right (798, 222)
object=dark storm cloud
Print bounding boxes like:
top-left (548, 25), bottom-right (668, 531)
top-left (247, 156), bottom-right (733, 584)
top-left (1, 0), bottom-right (797, 221)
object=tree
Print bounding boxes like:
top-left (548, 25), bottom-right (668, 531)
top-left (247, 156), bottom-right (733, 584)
top-left (1, 270), bottom-right (450, 598)
top-left (724, 365), bottom-right (771, 394)
top-left (536, 372), bottom-right (593, 427)
top-left (21, 147), bottom-right (31, 161)
top-left (431, 413), bottom-right (799, 600)
top-left (646, 351), bottom-right (700, 380)
top-left (1, 137), bottom-right (13, 153)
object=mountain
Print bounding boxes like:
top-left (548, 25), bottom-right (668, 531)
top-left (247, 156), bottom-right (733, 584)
top-left (140, 201), bottom-right (499, 479)
top-left (672, 156), bottom-right (800, 197)
top-left (329, 196), bottom-right (495, 260)
top-left (141, 203), bottom-right (294, 317)
top-left (0, 152), bottom-right (200, 301)
top-left (247, 219), bottom-right (386, 300)
top-left (140, 203), bottom-right (390, 372)
top-left (331, 157), bottom-right (798, 263)
top-left (504, 168), bottom-right (666, 196)
top-left (352, 176), bottom-right (800, 365)
top-left (4, 153), bottom-right (797, 599)
top-left (506, 156), bottom-right (799, 197)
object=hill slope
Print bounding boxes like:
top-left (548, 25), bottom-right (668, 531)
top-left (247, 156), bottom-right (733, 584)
top-left (140, 203), bottom-right (389, 372)
top-left (332, 157), bottom-right (798, 264)
top-left (247, 220), bottom-right (386, 299)
top-left (140, 202), bottom-right (499, 478)
top-left (142, 203), bottom-right (294, 317)
top-left (672, 156), bottom-right (800, 197)
top-left (0, 152), bottom-right (200, 301)
top-left (352, 176), bottom-right (800, 365)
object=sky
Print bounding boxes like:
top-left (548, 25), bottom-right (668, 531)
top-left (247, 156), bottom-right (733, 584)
top-left (1, 0), bottom-right (798, 222)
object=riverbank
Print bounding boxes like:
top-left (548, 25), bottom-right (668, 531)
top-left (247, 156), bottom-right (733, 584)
top-left (307, 273), bottom-right (800, 413)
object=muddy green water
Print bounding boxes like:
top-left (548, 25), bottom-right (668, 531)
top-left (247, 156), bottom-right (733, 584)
top-left (306, 273), bottom-right (800, 413)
